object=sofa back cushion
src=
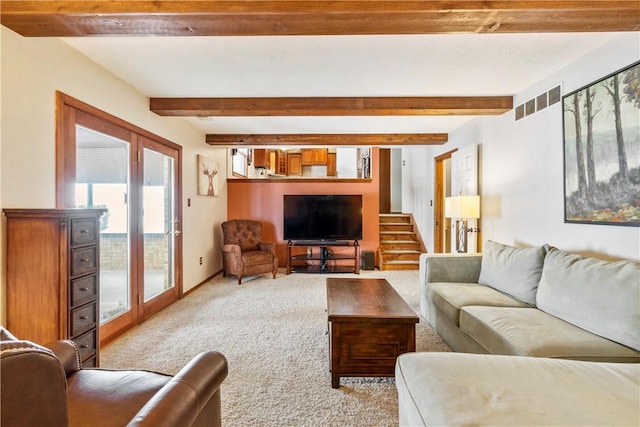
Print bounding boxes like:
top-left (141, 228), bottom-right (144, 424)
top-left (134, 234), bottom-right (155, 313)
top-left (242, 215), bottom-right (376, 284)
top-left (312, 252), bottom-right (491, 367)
top-left (478, 241), bottom-right (545, 305)
top-left (536, 249), bottom-right (640, 351)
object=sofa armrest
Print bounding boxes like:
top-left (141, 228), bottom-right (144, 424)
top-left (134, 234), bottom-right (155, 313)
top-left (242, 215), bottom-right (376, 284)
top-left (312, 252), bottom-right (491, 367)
top-left (47, 340), bottom-right (81, 377)
top-left (420, 253), bottom-right (483, 287)
top-left (127, 351), bottom-right (228, 427)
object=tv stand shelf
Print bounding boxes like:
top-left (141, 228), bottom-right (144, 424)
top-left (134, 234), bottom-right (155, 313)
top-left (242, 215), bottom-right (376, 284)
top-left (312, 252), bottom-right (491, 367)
top-left (286, 240), bottom-right (360, 275)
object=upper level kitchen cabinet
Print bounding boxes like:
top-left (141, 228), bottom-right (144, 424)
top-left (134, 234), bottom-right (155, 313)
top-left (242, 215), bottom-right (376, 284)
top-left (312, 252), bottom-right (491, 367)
top-left (301, 149), bottom-right (328, 165)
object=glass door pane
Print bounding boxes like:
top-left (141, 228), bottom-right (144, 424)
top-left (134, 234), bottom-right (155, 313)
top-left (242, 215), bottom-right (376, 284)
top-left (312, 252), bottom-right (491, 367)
top-left (143, 148), bottom-right (175, 301)
top-left (75, 126), bottom-right (131, 324)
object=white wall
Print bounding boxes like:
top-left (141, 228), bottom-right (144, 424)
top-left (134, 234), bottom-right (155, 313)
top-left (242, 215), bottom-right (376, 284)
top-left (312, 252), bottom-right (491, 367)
top-left (405, 33), bottom-right (640, 261)
top-left (1, 27), bottom-right (228, 323)
top-left (390, 148), bottom-right (402, 212)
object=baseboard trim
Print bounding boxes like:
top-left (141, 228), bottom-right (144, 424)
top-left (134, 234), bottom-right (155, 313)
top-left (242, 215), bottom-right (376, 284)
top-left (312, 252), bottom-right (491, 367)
top-left (182, 270), bottom-right (223, 297)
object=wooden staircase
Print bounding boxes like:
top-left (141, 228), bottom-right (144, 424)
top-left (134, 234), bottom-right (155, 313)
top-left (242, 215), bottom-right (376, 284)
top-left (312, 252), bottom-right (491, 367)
top-left (378, 213), bottom-right (425, 271)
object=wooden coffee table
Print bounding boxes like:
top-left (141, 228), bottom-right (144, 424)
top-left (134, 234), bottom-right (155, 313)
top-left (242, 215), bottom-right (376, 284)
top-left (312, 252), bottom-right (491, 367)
top-left (326, 277), bottom-right (419, 388)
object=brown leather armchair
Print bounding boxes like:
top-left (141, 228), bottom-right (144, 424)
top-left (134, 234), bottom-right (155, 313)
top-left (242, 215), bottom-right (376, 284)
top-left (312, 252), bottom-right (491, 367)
top-left (221, 219), bottom-right (279, 284)
top-left (0, 327), bottom-right (228, 427)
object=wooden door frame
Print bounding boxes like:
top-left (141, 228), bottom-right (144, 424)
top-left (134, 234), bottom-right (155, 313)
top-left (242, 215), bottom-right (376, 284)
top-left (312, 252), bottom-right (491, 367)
top-left (433, 149), bottom-right (457, 253)
top-left (55, 92), bottom-right (183, 344)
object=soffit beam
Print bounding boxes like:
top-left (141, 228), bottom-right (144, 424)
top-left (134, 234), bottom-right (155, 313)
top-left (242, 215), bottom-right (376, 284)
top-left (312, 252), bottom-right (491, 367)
top-left (150, 96), bottom-right (513, 117)
top-left (205, 133), bottom-right (448, 146)
top-left (1, 1), bottom-right (638, 36)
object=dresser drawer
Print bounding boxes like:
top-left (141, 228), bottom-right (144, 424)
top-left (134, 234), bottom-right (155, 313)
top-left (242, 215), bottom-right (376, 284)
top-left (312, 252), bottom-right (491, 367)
top-left (71, 275), bottom-right (97, 307)
top-left (71, 218), bottom-right (98, 246)
top-left (73, 329), bottom-right (97, 361)
top-left (70, 303), bottom-right (96, 337)
top-left (71, 247), bottom-right (97, 277)
top-left (81, 357), bottom-right (97, 368)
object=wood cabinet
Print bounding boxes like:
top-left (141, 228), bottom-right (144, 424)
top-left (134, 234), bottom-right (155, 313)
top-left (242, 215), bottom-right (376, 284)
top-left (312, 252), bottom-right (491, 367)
top-left (301, 149), bottom-right (328, 165)
top-left (4, 208), bottom-right (106, 367)
top-left (268, 149), bottom-right (287, 175)
top-left (287, 153), bottom-right (302, 176)
top-left (327, 152), bottom-right (337, 176)
top-left (253, 148), bottom-right (268, 168)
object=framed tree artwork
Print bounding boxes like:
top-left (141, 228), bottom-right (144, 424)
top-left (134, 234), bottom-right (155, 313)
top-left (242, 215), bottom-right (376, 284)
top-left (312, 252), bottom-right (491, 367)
top-left (197, 154), bottom-right (219, 196)
top-left (562, 61), bottom-right (639, 226)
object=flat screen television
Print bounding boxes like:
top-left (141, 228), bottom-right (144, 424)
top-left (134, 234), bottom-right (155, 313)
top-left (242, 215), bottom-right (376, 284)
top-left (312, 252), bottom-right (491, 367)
top-left (283, 194), bottom-right (363, 241)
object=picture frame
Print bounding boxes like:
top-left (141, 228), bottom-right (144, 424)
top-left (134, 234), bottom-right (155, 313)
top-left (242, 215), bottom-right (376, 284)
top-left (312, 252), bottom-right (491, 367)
top-left (562, 61), bottom-right (639, 226)
top-left (197, 154), bottom-right (220, 196)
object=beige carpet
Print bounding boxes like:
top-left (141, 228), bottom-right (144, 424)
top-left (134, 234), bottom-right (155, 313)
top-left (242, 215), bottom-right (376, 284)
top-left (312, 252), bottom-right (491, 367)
top-left (101, 269), bottom-right (451, 426)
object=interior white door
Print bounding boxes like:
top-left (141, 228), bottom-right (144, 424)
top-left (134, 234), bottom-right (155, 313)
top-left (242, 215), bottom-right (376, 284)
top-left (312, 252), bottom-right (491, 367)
top-left (451, 144), bottom-right (479, 252)
top-left (451, 144), bottom-right (478, 196)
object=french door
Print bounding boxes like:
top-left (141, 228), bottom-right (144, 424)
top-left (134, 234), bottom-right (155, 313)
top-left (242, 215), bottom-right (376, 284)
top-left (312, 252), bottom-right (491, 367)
top-left (57, 93), bottom-right (182, 344)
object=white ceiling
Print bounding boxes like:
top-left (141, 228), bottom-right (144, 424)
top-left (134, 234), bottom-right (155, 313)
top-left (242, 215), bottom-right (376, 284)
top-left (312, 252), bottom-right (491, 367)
top-left (62, 32), bottom-right (619, 136)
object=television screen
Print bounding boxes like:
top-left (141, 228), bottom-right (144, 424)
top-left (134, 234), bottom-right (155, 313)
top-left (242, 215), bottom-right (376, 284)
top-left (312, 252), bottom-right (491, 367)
top-left (283, 195), bottom-right (363, 241)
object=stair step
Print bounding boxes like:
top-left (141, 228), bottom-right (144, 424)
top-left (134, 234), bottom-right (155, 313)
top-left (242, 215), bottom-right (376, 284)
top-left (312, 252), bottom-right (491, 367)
top-left (380, 231), bottom-right (418, 241)
top-left (381, 252), bottom-right (421, 261)
top-left (379, 259), bottom-right (420, 271)
top-left (380, 243), bottom-right (420, 250)
top-left (383, 260), bottom-right (420, 265)
top-left (380, 224), bottom-right (414, 232)
top-left (379, 214), bottom-right (411, 224)
top-left (381, 249), bottom-right (421, 254)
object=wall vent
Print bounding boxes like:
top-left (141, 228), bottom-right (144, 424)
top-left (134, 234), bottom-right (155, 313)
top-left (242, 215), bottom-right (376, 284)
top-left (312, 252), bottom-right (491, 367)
top-left (515, 85), bottom-right (561, 121)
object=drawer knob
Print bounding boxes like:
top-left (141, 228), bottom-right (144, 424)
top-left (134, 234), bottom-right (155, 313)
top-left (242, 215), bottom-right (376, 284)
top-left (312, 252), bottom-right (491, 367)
top-left (80, 287), bottom-right (89, 291)
top-left (79, 344), bottom-right (89, 349)
top-left (80, 229), bottom-right (88, 234)
top-left (81, 258), bottom-right (89, 263)
top-left (80, 315), bottom-right (89, 320)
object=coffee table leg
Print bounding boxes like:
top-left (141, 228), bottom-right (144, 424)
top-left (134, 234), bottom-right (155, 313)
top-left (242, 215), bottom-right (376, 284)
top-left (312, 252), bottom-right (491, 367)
top-left (332, 372), bottom-right (340, 388)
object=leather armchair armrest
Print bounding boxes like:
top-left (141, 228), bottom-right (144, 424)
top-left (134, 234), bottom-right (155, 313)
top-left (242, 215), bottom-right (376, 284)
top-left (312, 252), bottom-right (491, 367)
top-left (47, 340), bottom-right (81, 377)
top-left (259, 242), bottom-right (276, 254)
top-left (221, 244), bottom-right (241, 255)
top-left (127, 351), bottom-right (228, 427)
top-left (1, 340), bottom-right (69, 426)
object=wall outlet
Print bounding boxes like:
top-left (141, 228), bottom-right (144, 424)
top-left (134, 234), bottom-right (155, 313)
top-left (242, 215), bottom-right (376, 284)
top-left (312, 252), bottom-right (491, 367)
top-left (199, 257), bottom-right (203, 265)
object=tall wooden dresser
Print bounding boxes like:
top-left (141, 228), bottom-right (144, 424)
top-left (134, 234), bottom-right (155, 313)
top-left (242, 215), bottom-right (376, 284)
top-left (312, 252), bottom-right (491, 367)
top-left (4, 208), bottom-right (106, 367)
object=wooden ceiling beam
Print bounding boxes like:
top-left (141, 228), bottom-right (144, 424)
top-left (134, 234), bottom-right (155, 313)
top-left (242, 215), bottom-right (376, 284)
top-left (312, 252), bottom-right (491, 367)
top-left (151, 96), bottom-right (513, 117)
top-left (2, 1), bottom-right (638, 36)
top-left (205, 133), bottom-right (448, 146)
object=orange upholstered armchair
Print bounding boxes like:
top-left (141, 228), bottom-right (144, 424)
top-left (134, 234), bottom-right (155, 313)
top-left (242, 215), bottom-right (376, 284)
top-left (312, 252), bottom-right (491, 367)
top-left (221, 220), bottom-right (279, 285)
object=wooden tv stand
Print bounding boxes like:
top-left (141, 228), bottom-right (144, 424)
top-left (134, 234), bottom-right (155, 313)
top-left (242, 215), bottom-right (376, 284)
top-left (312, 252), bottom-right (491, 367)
top-left (286, 240), bottom-right (360, 274)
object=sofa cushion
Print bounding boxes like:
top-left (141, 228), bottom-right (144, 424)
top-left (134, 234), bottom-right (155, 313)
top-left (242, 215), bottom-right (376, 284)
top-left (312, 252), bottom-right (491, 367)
top-left (395, 352), bottom-right (640, 427)
top-left (427, 282), bottom-right (529, 326)
top-left (536, 249), bottom-right (640, 351)
top-left (459, 306), bottom-right (640, 362)
top-left (478, 241), bottom-right (545, 305)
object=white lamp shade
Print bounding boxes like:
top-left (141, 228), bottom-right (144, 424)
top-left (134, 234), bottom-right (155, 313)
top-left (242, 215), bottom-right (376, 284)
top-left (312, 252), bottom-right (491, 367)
top-left (445, 195), bottom-right (480, 219)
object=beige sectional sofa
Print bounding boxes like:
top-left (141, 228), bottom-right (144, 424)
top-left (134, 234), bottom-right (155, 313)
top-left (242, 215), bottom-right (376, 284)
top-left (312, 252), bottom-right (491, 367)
top-left (420, 241), bottom-right (640, 361)
top-left (396, 241), bottom-right (640, 426)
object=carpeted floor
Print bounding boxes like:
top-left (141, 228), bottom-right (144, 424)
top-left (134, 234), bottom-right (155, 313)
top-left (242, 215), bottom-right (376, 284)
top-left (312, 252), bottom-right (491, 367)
top-left (101, 269), bottom-right (451, 427)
